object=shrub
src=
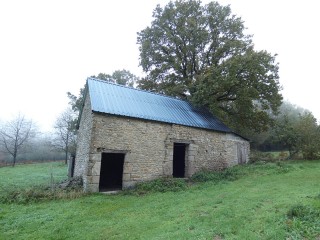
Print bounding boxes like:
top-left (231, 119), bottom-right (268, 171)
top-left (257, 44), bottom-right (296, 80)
top-left (287, 205), bottom-right (314, 219)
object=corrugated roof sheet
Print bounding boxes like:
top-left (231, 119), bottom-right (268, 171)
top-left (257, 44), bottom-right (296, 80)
top-left (86, 78), bottom-right (231, 133)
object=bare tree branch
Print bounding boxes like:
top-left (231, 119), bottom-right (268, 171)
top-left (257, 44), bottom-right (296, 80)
top-left (52, 108), bottom-right (77, 164)
top-left (0, 114), bottom-right (36, 166)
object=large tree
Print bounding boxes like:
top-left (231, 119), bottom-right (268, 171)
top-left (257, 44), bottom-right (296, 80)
top-left (0, 114), bottom-right (36, 166)
top-left (137, 0), bottom-right (282, 133)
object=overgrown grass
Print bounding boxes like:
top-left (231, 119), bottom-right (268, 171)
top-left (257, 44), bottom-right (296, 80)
top-left (0, 186), bottom-right (85, 204)
top-left (0, 160), bottom-right (319, 239)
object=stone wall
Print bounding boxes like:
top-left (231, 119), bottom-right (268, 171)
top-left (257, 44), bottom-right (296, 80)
top-left (80, 112), bottom-right (250, 192)
top-left (225, 133), bottom-right (250, 166)
top-left (74, 92), bottom-right (93, 190)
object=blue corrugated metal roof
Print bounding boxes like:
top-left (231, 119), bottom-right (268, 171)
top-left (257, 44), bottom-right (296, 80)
top-left (86, 78), bottom-right (231, 133)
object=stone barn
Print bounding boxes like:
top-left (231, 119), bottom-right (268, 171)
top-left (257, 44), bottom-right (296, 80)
top-left (74, 78), bottom-right (250, 192)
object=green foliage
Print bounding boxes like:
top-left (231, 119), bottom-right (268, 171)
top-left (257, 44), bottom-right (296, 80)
top-left (137, 0), bottom-right (282, 133)
top-left (253, 102), bottom-right (320, 159)
top-left (248, 101), bottom-right (306, 151)
top-left (269, 113), bottom-right (302, 156)
top-left (294, 113), bottom-right (320, 159)
top-left (192, 49), bottom-right (281, 133)
top-left (67, 88), bottom-right (85, 116)
top-left (94, 70), bottom-right (139, 87)
top-left (267, 109), bottom-right (320, 159)
top-left (286, 204), bottom-right (320, 239)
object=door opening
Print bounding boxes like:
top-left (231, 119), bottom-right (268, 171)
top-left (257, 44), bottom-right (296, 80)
top-left (173, 143), bottom-right (186, 178)
top-left (99, 153), bottom-right (125, 191)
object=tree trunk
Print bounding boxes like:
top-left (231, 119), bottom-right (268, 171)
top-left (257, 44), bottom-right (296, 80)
top-left (65, 136), bottom-right (69, 165)
top-left (12, 154), bottom-right (16, 167)
top-left (65, 151), bottom-right (68, 165)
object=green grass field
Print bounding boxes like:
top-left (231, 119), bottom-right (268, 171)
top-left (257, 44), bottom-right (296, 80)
top-left (0, 161), bottom-right (67, 188)
top-left (0, 161), bottom-right (319, 239)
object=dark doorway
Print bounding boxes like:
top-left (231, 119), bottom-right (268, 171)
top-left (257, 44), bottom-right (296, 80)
top-left (173, 143), bottom-right (186, 178)
top-left (99, 153), bottom-right (125, 191)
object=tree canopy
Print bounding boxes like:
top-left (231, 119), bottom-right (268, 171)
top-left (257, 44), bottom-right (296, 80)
top-left (67, 69), bottom-right (139, 123)
top-left (93, 69), bottom-right (139, 87)
top-left (137, 0), bottom-right (282, 133)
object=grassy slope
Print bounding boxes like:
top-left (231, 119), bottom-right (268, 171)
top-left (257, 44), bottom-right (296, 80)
top-left (0, 161), bottom-right (319, 239)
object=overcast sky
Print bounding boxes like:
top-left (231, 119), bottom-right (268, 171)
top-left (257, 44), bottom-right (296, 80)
top-left (1, 0), bottom-right (319, 131)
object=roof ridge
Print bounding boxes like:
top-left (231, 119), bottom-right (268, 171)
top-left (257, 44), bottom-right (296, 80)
top-left (87, 77), bottom-right (189, 103)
